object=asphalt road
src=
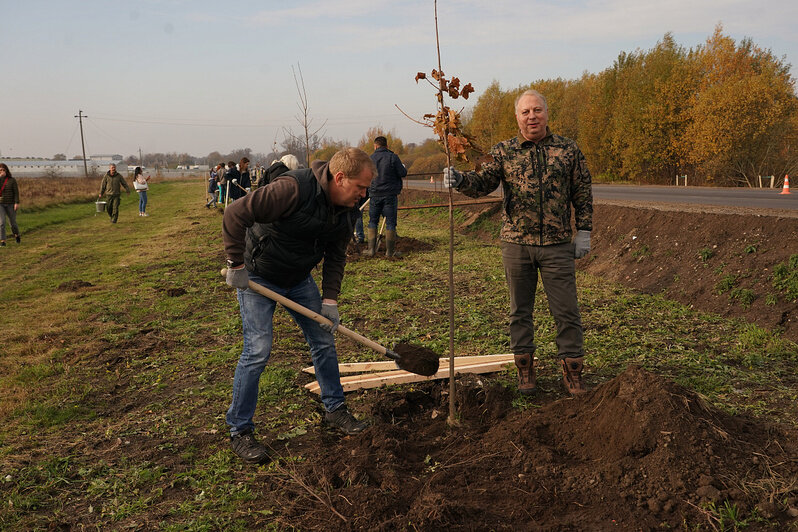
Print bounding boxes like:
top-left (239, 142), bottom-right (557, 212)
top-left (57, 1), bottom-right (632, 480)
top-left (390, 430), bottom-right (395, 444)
top-left (406, 180), bottom-right (798, 211)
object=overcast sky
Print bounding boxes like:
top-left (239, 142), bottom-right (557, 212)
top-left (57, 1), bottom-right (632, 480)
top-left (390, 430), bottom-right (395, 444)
top-left (2, 0), bottom-right (797, 159)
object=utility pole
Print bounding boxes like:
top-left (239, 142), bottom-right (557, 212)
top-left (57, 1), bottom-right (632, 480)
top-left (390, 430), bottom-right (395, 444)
top-left (74, 110), bottom-right (88, 178)
top-left (139, 147), bottom-right (143, 168)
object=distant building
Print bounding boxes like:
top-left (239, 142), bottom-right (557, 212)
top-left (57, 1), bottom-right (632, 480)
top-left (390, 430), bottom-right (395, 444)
top-left (2, 156), bottom-right (125, 177)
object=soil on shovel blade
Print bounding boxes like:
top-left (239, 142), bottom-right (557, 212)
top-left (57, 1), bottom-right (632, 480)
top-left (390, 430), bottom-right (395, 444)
top-left (274, 366), bottom-right (798, 530)
top-left (392, 342), bottom-right (440, 376)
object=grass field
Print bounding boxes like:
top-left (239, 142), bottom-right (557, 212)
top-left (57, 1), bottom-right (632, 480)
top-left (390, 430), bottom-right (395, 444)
top-left (0, 180), bottom-right (796, 529)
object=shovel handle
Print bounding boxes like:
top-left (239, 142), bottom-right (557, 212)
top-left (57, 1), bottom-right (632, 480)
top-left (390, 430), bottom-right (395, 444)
top-left (220, 269), bottom-right (389, 356)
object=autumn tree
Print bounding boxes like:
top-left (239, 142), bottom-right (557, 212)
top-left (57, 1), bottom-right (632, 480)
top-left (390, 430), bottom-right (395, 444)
top-left (685, 26), bottom-right (798, 185)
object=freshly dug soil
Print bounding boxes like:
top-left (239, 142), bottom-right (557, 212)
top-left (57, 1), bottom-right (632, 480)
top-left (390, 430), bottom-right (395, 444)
top-left (277, 366), bottom-right (798, 530)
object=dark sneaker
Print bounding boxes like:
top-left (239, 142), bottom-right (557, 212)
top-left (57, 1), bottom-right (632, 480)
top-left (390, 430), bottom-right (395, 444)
top-left (325, 406), bottom-right (368, 435)
top-left (561, 357), bottom-right (587, 395)
top-left (514, 354), bottom-right (536, 395)
top-left (230, 431), bottom-right (270, 464)
top-left (0, 241), bottom-right (5, 246)
top-left (15, 235), bottom-right (20, 243)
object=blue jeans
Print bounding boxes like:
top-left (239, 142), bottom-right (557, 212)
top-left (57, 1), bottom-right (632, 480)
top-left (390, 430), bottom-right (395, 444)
top-left (138, 191), bottom-right (148, 213)
top-left (368, 195), bottom-right (398, 231)
top-left (354, 211), bottom-right (364, 241)
top-left (226, 273), bottom-right (345, 436)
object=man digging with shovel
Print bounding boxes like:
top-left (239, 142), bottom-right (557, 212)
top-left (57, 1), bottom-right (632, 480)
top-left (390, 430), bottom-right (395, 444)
top-left (222, 147), bottom-right (376, 464)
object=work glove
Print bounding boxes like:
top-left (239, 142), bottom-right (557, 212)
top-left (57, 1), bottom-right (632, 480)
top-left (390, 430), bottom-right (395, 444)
top-left (226, 265), bottom-right (250, 290)
top-left (319, 302), bottom-right (340, 334)
top-left (574, 230), bottom-right (591, 259)
top-left (442, 167), bottom-right (462, 189)
top-left (232, 179), bottom-right (238, 184)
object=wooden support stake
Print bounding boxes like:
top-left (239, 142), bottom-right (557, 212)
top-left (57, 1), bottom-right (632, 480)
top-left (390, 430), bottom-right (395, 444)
top-left (304, 357), bottom-right (516, 395)
top-left (302, 353), bottom-right (515, 375)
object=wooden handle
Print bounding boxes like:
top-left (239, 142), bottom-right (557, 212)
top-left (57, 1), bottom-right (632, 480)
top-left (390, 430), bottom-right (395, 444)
top-left (221, 268), bottom-right (388, 355)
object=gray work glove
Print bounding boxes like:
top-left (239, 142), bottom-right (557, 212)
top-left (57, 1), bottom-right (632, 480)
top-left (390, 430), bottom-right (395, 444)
top-left (442, 166), bottom-right (462, 189)
top-left (574, 230), bottom-right (591, 259)
top-left (226, 265), bottom-right (249, 290)
top-left (319, 302), bottom-right (340, 333)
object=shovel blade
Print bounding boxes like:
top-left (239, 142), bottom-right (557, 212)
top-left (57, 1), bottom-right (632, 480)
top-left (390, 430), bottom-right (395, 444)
top-left (391, 343), bottom-right (440, 377)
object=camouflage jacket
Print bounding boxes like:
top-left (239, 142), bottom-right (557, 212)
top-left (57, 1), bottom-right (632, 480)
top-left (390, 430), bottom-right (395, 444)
top-left (456, 129), bottom-right (593, 246)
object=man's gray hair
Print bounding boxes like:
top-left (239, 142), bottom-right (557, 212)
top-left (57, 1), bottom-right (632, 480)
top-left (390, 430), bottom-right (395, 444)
top-left (514, 89), bottom-right (548, 111)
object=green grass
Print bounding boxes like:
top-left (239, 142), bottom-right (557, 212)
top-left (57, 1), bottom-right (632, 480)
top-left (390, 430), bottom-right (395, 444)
top-left (0, 181), bottom-right (796, 529)
top-left (772, 253), bottom-right (798, 300)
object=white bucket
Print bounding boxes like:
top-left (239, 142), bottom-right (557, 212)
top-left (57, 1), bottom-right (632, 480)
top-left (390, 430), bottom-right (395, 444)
top-left (95, 201), bottom-right (107, 213)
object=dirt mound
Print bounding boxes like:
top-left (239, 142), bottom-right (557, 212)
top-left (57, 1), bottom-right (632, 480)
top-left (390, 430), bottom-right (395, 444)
top-left (582, 204), bottom-right (798, 342)
top-left (275, 366), bottom-right (798, 530)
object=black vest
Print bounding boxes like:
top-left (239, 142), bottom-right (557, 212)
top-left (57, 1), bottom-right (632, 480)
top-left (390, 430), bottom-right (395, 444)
top-left (243, 169), bottom-right (352, 288)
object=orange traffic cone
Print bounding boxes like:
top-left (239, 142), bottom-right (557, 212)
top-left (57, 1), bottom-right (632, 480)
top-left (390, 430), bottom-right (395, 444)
top-left (781, 175), bottom-right (791, 195)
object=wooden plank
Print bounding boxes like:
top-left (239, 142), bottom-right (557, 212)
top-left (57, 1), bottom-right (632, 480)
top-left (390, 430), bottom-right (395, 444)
top-left (304, 358), bottom-right (515, 395)
top-left (301, 353), bottom-right (516, 375)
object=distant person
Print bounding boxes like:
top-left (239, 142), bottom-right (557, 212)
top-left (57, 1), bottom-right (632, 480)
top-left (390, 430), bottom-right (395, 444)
top-left (222, 161), bottom-right (239, 204)
top-left (229, 157), bottom-right (251, 201)
top-left (443, 89), bottom-right (593, 396)
top-left (252, 162), bottom-right (264, 187)
top-left (132, 167), bottom-right (151, 216)
top-left (257, 154), bottom-right (300, 188)
top-left (98, 163), bottom-right (131, 223)
top-left (367, 136), bottom-right (407, 257)
top-left (223, 147), bottom-right (376, 464)
top-left (0, 163), bottom-right (20, 246)
top-left (206, 164), bottom-right (221, 208)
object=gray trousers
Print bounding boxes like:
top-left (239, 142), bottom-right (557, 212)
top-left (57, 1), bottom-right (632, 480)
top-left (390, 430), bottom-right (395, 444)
top-left (501, 241), bottom-right (584, 359)
top-left (0, 204), bottom-right (19, 241)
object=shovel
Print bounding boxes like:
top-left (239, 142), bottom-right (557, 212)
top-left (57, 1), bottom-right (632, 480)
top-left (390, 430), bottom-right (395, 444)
top-left (220, 269), bottom-right (439, 376)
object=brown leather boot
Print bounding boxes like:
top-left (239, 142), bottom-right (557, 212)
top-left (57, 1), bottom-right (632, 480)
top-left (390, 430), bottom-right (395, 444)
top-left (561, 357), bottom-right (587, 395)
top-left (514, 354), bottom-right (536, 395)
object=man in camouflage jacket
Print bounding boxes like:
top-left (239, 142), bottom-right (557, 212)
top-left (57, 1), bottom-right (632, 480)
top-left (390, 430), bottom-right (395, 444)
top-left (98, 164), bottom-right (131, 223)
top-left (444, 89), bottom-right (593, 396)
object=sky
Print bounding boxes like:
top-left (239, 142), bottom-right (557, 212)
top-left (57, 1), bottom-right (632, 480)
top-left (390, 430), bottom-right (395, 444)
top-left (2, 0), bottom-right (797, 160)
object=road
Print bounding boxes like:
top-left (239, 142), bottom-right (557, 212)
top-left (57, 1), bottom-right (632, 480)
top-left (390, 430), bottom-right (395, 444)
top-left (406, 180), bottom-right (798, 211)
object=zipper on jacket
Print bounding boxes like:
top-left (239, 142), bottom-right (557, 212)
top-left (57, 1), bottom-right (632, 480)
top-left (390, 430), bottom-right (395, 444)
top-left (537, 144), bottom-right (544, 245)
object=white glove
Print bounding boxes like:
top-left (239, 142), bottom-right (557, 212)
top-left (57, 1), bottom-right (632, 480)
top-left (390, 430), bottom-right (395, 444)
top-left (442, 167), bottom-right (462, 189)
top-left (574, 230), bottom-right (591, 259)
top-left (232, 179), bottom-right (238, 184)
top-left (319, 302), bottom-right (340, 333)
top-left (226, 265), bottom-right (249, 289)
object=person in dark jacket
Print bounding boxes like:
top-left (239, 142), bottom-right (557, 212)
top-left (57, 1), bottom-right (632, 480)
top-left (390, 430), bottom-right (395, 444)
top-left (228, 157), bottom-right (251, 201)
top-left (366, 136), bottom-right (407, 257)
top-left (223, 147), bottom-right (376, 464)
top-left (98, 163), bottom-right (131, 223)
top-left (0, 163), bottom-right (20, 245)
top-left (444, 89), bottom-right (593, 397)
